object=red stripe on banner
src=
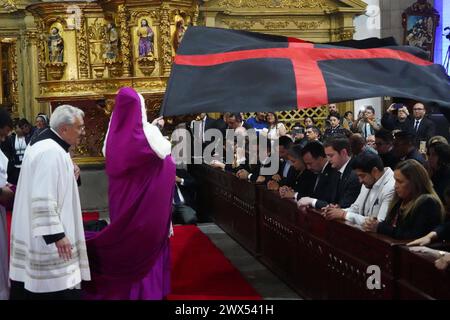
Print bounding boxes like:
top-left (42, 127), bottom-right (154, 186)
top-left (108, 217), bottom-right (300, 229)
top-left (288, 42), bottom-right (327, 108)
top-left (287, 37), bottom-right (309, 43)
top-left (174, 46), bottom-right (433, 108)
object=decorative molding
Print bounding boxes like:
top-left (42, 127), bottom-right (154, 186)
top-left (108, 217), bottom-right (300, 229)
top-left (403, 0), bottom-right (439, 16)
top-left (331, 27), bottom-right (355, 41)
top-left (221, 19), bottom-right (256, 29)
top-left (159, 4), bottom-right (172, 76)
top-left (217, 0), bottom-right (329, 9)
top-left (144, 95), bottom-right (164, 120)
top-left (129, 9), bottom-right (159, 25)
top-left (77, 14), bottom-right (90, 79)
top-left (9, 41), bottom-right (19, 116)
top-left (36, 20), bottom-right (47, 82)
top-left (222, 17), bottom-right (324, 30)
top-left (118, 4), bottom-right (132, 77)
top-left (24, 30), bottom-right (38, 47)
top-left (87, 19), bottom-right (106, 65)
top-left (293, 19), bottom-right (324, 30)
top-left (1, 0), bottom-right (17, 12)
top-left (38, 78), bottom-right (167, 97)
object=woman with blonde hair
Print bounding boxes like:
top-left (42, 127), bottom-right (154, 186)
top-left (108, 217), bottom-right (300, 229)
top-left (363, 159), bottom-right (444, 239)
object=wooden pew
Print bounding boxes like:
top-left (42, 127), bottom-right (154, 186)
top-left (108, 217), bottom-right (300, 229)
top-left (191, 164), bottom-right (449, 300)
top-left (397, 245), bottom-right (450, 299)
top-left (193, 165), bottom-right (260, 255)
top-left (258, 188), bottom-right (298, 285)
top-left (324, 219), bottom-right (402, 299)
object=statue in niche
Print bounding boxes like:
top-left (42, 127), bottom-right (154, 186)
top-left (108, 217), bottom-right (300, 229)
top-left (47, 27), bottom-right (64, 63)
top-left (173, 19), bottom-right (186, 52)
top-left (137, 19), bottom-right (154, 57)
top-left (104, 22), bottom-right (119, 61)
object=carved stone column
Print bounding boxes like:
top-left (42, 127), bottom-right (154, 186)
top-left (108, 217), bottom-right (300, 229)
top-left (35, 20), bottom-right (47, 83)
top-left (23, 30), bottom-right (41, 119)
top-left (77, 13), bottom-right (90, 79)
top-left (8, 41), bottom-right (19, 117)
top-left (159, 4), bottom-right (172, 77)
top-left (118, 4), bottom-right (132, 77)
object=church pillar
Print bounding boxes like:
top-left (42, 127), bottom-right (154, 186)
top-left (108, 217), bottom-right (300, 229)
top-left (76, 13), bottom-right (90, 79)
top-left (159, 3), bottom-right (172, 77)
top-left (118, 4), bottom-right (132, 77)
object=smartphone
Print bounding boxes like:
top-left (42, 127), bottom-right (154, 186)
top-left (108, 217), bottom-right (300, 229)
top-left (291, 127), bottom-right (304, 136)
top-left (394, 103), bottom-right (403, 110)
top-left (419, 140), bottom-right (427, 153)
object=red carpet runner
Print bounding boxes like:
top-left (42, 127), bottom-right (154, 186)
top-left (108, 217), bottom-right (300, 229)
top-left (6, 213), bottom-right (261, 300)
top-left (168, 225), bottom-right (261, 300)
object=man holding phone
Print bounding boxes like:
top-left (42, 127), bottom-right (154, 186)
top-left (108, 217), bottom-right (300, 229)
top-left (381, 103), bottom-right (414, 134)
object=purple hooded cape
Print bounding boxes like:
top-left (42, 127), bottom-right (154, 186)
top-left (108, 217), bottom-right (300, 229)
top-left (83, 87), bottom-right (175, 299)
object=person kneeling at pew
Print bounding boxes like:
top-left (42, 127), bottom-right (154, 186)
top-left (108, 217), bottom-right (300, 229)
top-left (362, 159), bottom-right (444, 240)
top-left (269, 144), bottom-right (315, 200)
top-left (407, 187), bottom-right (450, 270)
top-left (322, 152), bottom-right (395, 227)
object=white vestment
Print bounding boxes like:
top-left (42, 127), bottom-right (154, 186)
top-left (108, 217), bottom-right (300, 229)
top-left (0, 150), bottom-right (9, 299)
top-left (9, 138), bottom-right (91, 293)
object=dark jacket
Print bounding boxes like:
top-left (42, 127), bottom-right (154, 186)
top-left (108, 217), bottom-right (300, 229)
top-left (403, 148), bottom-right (426, 165)
top-left (381, 113), bottom-right (414, 134)
top-left (431, 166), bottom-right (450, 202)
top-left (377, 195), bottom-right (443, 240)
top-left (379, 149), bottom-right (399, 170)
top-left (435, 221), bottom-right (450, 241)
top-left (278, 160), bottom-right (298, 187)
top-left (176, 168), bottom-right (197, 209)
top-left (290, 169), bottom-right (316, 200)
top-left (310, 162), bottom-right (339, 209)
top-left (315, 158), bottom-right (361, 209)
top-left (413, 117), bottom-right (435, 148)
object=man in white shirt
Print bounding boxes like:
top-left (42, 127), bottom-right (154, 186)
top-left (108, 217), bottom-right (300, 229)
top-left (9, 105), bottom-right (91, 299)
top-left (323, 152), bottom-right (395, 227)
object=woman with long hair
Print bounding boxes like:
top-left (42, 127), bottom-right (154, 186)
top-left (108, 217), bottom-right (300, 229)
top-left (264, 112), bottom-right (286, 140)
top-left (363, 159), bottom-right (444, 239)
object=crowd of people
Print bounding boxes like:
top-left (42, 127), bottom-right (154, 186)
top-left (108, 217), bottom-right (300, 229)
top-left (186, 103), bottom-right (450, 271)
top-left (0, 99), bottom-right (449, 300)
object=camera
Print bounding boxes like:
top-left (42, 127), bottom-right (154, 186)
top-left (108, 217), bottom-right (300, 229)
top-left (291, 127), bottom-right (304, 136)
top-left (445, 27), bottom-right (450, 40)
top-left (393, 103), bottom-right (403, 110)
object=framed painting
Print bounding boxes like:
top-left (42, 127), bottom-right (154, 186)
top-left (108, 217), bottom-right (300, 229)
top-left (402, 0), bottom-right (440, 61)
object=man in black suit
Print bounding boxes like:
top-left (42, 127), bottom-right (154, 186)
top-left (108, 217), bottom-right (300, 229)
top-left (173, 167), bottom-right (198, 225)
top-left (321, 137), bottom-right (361, 208)
top-left (393, 131), bottom-right (425, 165)
top-left (270, 136), bottom-right (297, 186)
top-left (412, 102), bottom-right (435, 149)
top-left (374, 129), bottom-right (398, 170)
top-left (297, 141), bottom-right (339, 209)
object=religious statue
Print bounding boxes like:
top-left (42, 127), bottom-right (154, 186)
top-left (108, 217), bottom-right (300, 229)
top-left (47, 27), bottom-right (64, 63)
top-left (104, 23), bottom-right (119, 61)
top-left (137, 19), bottom-right (154, 57)
top-left (173, 19), bottom-right (186, 52)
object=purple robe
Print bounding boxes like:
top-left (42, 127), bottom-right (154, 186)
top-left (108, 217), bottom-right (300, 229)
top-left (83, 87), bottom-right (175, 300)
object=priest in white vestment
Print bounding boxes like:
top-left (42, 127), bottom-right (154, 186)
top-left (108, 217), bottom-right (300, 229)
top-left (0, 108), bottom-right (15, 300)
top-left (9, 105), bottom-right (91, 299)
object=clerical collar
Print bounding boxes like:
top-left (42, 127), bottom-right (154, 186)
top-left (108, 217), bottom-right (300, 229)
top-left (30, 127), bottom-right (71, 152)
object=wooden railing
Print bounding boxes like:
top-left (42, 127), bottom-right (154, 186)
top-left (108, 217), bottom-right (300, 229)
top-left (190, 165), bottom-right (450, 300)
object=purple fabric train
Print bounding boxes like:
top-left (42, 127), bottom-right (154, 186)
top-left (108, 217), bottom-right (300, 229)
top-left (83, 87), bottom-right (174, 299)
